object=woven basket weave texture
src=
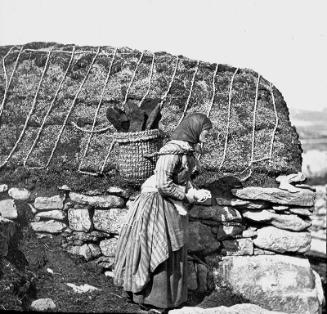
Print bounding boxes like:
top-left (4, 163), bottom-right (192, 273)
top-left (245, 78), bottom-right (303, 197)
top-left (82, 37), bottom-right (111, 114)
top-left (115, 129), bottom-right (163, 184)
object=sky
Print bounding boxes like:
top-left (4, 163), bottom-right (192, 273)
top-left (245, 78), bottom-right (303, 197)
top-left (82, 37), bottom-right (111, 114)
top-left (0, 0), bottom-right (326, 111)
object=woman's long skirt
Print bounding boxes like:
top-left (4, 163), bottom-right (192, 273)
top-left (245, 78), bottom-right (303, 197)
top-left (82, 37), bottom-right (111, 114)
top-left (113, 192), bottom-right (188, 309)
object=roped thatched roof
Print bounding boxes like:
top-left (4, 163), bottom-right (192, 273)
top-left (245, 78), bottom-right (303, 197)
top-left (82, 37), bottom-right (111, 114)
top-left (0, 42), bottom-right (302, 190)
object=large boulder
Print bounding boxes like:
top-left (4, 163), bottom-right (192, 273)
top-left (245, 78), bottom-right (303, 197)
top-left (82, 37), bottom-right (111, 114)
top-left (212, 255), bottom-right (322, 314)
top-left (0, 42), bottom-right (301, 188)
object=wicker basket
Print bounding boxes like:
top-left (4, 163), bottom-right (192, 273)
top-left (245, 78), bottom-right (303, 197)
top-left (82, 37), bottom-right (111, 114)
top-left (114, 129), bottom-right (163, 185)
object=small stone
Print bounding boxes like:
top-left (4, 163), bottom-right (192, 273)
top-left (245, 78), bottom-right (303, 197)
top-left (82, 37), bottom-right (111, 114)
top-left (65, 283), bottom-right (100, 293)
top-left (67, 243), bottom-right (101, 261)
top-left (36, 233), bottom-right (53, 239)
top-left (253, 248), bottom-right (276, 255)
top-left (253, 226), bottom-right (311, 253)
top-left (309, 238), bottom-right (326, 256)
top-left (187, 261), bottom-right (198, 291)
top-left (34, 195), bottom-right (64, 211)
top-left (317, 207), bottom-right (327, 215)
top-left (93, 208), bottom-right (128, 234)
top-left (0, 199), bottom-right (17, 219)
top-left (222, 238), bottom-right (254, 256)
top-left (30, 220), bottom-right (67, 234)
top-left (107, 186), bottom-right (131, 199)
top-left (68, 208), bottom-right (92, 232)
top-left (63, 201), bottom-right (73, 211)
top-left (315, 198), bottom-right (326, 210)
top-left (8, 187), bottom-right (31, 200)
top-left (216, 224), bottom-right (244, 240)
top-left (36, 210), bottom-right (66, 220)
top-left (58, 184), bottom-right (71, 191)
top-left (310, 218), bottom-right (325, 228)
top-left (67, 230), bottom-right (109, 243)
top-left (94, 256), bottom-right (115, 270)
top-left (30, 298), bottom-right (56, 311)
top-left (0, 184), bottom-right (8, 193)
top-left (28, 203), bottom-right (37, 214)
top-left (104, 271), bottom-right (114, 277)
top-left (295, 184), bottom-right (316, 192)
top-left (288, 207), bottom-right (313, 216)
top-left (85, 189), bottom-right (103, 196)
top-left (69, 192), bottom-right (125, 208)
top-left (99, 238), bottom-right (118, 257)
top-left (276, 172), bottom-right (306, 184)
top-left (197, 263), bottom-right (209, 292)
top-left (241, 228), bottom-right (258, 238)
top-left (272, 205), bottom-right (289, 211)
top-left (62, 227), bottom-right (71, 234)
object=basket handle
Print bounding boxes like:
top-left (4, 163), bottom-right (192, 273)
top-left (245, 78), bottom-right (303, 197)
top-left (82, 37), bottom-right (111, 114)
top-left (143, 152), bottom-right (158, 160)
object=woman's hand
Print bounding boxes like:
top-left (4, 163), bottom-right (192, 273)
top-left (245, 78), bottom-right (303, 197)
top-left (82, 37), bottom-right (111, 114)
top-left (194, 189), bottom-right (211, 202)
top-left (186, 188), bottom-right (211, 203)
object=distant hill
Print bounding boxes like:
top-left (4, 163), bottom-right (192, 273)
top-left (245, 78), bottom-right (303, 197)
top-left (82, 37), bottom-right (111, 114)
top-left (289, 107), bottom-right (327, 140)
top-left (289, 107), bottom-right (327, 182)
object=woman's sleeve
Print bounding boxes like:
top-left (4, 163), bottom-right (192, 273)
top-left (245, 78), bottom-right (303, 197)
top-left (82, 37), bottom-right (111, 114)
top-left (155, 154), bottom-right (186, 201)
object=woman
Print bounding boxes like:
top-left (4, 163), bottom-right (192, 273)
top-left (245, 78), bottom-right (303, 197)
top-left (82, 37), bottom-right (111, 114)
top-left (113, 113), bottom-right (212, 313)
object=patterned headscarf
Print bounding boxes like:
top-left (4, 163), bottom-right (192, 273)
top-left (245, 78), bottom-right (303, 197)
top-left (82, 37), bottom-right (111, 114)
top-left (170, 113), bottom-right (212, 144)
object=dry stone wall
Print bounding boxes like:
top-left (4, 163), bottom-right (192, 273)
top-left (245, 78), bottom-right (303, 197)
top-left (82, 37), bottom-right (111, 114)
top-left (1, 175), bottom-right (325, 313)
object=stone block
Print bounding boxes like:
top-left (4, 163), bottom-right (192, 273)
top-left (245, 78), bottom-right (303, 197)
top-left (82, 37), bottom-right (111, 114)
top-left (99, 238), bottom-right (118, 257)
top-left (30, 220), bottom-right (67, 234)
top-left (232, 187), bottom-right (315, 207)
top-left (8, 187), bottom-right (31, 200)
top-left (93, 208), bottom-right (128, 234)
top-left (242, 210), bottom-right (312, 231)
top-left (34, 195), bottom-right (64, 211)
top-left (68, 208), bottom-right (92, 232)
top-left (222, 238), bottom-right (254, 256)
top-left (0, 199), bottom-right (17, 219)
top-left (69, 192), bottom-right (125, 208)
top-left (253, 226), bottom-right (311, 253)
top-left (35, 210), bottom-right (66, 220)
top-left (188, 221), bottom-right (220, 254)
top-left (216, 224), bottom-right (244, 240)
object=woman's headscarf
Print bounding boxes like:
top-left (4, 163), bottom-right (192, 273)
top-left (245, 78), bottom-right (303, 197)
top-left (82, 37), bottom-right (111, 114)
top-left (170, 113), bottom-right (212, 144)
